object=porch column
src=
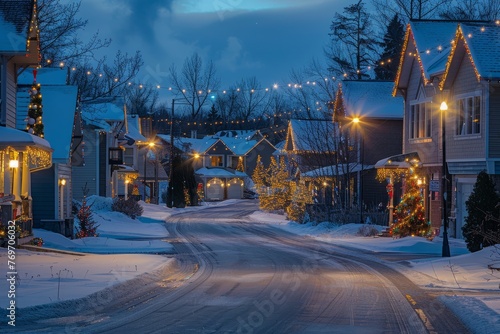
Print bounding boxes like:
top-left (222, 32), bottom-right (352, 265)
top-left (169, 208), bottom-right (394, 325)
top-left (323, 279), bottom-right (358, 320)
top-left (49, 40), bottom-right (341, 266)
top-left (21, 152), bottom-right (30, 197)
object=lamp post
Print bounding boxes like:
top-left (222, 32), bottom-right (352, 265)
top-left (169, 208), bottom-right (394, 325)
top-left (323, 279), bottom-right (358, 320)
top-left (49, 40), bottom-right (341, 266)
top-left (440, 101), bottom-right (451, 257)
top-left (59, 179), bottom-right (66, 219)
top-left (353, 117), bottom-right (364, 224)
top-left (168, 99), bottom-right (176, 208)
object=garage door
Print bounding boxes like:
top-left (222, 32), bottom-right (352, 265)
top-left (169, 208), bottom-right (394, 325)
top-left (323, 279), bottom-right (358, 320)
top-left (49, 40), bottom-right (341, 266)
top-left (206, 179), bottom-right (224, 200)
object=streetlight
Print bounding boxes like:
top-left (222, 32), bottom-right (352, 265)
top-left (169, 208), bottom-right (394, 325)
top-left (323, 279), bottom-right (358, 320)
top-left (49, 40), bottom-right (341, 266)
top-left (440, 101), bottom-right (451, 257)
top-left (352, 117), bottom-right (364, 224)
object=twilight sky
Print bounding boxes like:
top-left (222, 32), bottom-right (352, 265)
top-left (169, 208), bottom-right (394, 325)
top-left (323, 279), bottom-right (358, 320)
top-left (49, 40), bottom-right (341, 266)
top-left (76, 0), bottom-right (350, 92)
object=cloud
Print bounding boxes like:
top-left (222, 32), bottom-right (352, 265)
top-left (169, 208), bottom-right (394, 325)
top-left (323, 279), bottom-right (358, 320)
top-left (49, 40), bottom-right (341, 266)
top-left (215, 36), bottom-right (261, 72)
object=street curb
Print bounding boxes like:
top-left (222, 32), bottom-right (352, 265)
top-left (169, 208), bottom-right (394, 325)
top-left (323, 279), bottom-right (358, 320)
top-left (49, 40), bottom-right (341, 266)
top-left (18, 244), bottom-right (87, 256)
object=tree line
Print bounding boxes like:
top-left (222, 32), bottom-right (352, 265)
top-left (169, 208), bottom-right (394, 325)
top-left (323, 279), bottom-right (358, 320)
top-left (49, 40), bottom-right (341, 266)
top-left (36, 0), bottom-right (499, 142)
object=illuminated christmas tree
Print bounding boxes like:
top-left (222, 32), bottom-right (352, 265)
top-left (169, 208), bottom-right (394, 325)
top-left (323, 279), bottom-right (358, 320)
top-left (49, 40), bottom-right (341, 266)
top-left (286, 182), bottom-right (312, 223)
top-left (392, 177), bottom-right (430, 237)
top-left (75, 186), bottom-right (99, 238)
top-left (26, 70), bottom-right (44, 137)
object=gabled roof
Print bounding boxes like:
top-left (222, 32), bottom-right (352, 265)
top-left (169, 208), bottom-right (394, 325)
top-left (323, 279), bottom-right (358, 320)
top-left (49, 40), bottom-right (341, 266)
top-left (42, 85), bottom-right (78, 163)
top-left (125, 115), bottom-right (146, 143)
top-left (285, 119), bottom-right (339, 152)
top-left (81, 97), bottom-right (125, 131)
top-left (441, 22), bottom-right (500, 88)
top-left (340, 81), bottom-right (403, 120)
top-left (156, 135), bottom-right (219, 154)
top-left (394, 20), bottom-right (458, 95)
top-left (0, 0), bottom-right (35, 53)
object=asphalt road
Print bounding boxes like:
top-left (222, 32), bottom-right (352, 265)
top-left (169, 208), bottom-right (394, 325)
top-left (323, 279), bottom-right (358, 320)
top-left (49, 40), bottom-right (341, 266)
top-left (14, 201), bottom-right (471, 333)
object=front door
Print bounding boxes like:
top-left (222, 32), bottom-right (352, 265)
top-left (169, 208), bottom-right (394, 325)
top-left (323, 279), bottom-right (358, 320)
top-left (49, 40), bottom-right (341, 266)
top-left (456, 180), bottom-right (474, 239)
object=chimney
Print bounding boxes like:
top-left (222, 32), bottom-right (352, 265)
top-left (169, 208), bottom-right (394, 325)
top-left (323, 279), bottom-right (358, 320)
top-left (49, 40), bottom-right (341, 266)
top-left (191, 130), bottom-right (197, 138)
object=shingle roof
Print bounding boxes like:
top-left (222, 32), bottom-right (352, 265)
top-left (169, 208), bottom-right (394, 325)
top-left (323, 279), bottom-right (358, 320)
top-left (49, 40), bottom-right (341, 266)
top-left (0, 0), bottom-right (33, 52)
top-left (286, 119), bottom-right (339, 152)
top-left (410, 21), bottom-right (458, 78)
top-left (341, 81), bottom-right (403, 120)
top-left (459, 22), bottom-right (500, 80)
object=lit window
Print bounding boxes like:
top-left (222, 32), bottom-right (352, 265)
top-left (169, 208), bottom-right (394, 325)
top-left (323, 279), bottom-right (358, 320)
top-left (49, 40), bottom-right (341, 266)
top-left (456, 96), bottom-right (481, 135)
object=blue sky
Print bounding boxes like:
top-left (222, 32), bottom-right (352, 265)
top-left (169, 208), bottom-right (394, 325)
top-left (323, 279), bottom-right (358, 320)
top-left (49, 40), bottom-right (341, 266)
top-left (77, 0), bottom-right (348, 92)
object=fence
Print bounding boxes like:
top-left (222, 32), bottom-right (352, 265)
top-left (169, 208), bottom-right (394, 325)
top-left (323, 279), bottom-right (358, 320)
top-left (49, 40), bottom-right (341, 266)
top-left (306, 204), bottom-right (389, 226)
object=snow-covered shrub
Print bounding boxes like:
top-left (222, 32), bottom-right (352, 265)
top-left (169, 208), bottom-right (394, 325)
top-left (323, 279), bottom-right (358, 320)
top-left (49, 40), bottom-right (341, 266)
top-left (111, 197), bottom-right (144, 219)
top-left (357, 225), bottom-right (380, 237)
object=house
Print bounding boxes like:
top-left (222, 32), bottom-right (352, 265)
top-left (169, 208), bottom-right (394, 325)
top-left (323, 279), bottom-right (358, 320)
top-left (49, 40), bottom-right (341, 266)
top-left (72, 97), bottom-right (128, 201)
top-left (156, 129), bottom-right (276, 201)
top-left (0, 0), bottom-right (53, 235)
top-left (17, 68), bottom-right (78, 233)
top-left (110, 114), bottom-right (147, 201)
top-left (338, 80), bottom-right (404, 210)
top-left (390, 20), bottom-right (500, 236)
top-left (439, 22), bottom-right (500, 237)
top-left (284, 81), bottom-right (403, 212)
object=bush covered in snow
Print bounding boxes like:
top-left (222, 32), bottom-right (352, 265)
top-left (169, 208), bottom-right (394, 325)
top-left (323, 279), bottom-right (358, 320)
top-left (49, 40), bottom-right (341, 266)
top-left (357, 225), bottom-right (380, 237)
top-left (112, 197), bottom-right (144, 219)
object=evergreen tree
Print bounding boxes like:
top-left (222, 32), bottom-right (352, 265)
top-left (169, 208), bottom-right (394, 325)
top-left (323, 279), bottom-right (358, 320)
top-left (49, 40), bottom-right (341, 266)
top-left (205, 104), bottom-right (222, 134)
top-left (253, 155), bottom-right (270, 210)
top-left (166, 155), bottom-right (185, 208)
top-left (392, 177), bottom-right (430, 237)
top-left (75, 185), bottom-right (99, 238)
top-left (286, 182), bottom-right (313, 223)
top-left (26, 71), bottom-right (44, 137)
top-left (266, 156), bottom-right (291, 211)
top-left (462, 171), bottom-right (500, 252)
top-left (374, 14), bottom-right (405, 81)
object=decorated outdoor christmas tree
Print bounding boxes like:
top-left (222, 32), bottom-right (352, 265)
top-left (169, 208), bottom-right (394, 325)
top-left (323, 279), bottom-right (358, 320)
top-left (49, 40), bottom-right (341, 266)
top-left (236, 156), bottom-right (244, 172)
top-left (392, 177), bottom-right (430, 237)
top-left (75, 186), bottom-right (99, 238)
top-left (286, 182), bottom-right (313, 223)
top-left (26, 69), bottom-right (44, 137)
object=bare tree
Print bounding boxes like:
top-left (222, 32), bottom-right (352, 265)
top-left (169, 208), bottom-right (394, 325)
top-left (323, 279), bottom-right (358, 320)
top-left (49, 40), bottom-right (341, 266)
top-left (234, 77), bottom-right (270, 122)
top-left (213, 88), bottom-right (240, 123)
top-left (169, 53), bottom-right (221, 120)
top-left (371, 0), bottom-right (450, 27)
top-left (327, 0), bottom-right (380, 80)
top-left (439, 0), bottom-right (500, 21)
top-left (37, 0), bottom-right (111, 65)
top-left (285, 59), bottom-right (337, 120)
top-left (69, 51), bottom-right (144, 102)
top-left (124, 84), bottom-right (159, 117)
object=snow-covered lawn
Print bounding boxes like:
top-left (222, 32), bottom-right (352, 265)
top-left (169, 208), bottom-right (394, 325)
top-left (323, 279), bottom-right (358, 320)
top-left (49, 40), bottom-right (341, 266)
top-left (1, 198), bottom-right (499, 333)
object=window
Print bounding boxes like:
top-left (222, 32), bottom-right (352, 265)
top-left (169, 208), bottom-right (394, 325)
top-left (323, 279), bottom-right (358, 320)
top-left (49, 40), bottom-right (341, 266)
top-left (229, 156), bottom-right (243, 169)
top-left (123, 148), bottom-right (134, 166)
top-left (409, 102), bottom-right (431, 139)
top-left (210, 156), bottom-right (223, 167)
top-left (456, 96), bottom-right (481, 135)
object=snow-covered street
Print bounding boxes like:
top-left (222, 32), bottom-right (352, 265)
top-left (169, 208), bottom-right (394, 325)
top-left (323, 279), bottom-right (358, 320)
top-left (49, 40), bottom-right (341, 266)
top-left (1, 198), bottom-right (500, 333)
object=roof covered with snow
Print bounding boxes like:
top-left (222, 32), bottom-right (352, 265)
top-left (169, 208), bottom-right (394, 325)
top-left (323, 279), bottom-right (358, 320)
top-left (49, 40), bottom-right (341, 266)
top-left (286, 119), bottom-right (339, 152)
top-left (195, 167), bottom-right (247, 178)
top-left (409, 21), bottom-right (458, 78)
top-left (42, 85), bottom-right (78, 163)
top-left (0, 125), bottom-right (52, 151)
top-left (458, 23), bottom-right (500, 79)
top-left (0, 0), bottom-right (33, 53)
top-left (125, 115), bottom-right (146, 142)
top-left (301, 163), bottom-right (373, 178)
top-left (81, 97), bottom-right (125, 131)
top-left (340, 81), bottom-right (403, 119)
top-left (157, 135), bottom-right (219, 154)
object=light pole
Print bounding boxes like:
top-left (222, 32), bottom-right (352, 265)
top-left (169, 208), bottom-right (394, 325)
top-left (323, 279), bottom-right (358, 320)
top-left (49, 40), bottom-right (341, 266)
top-left (353, 117), bottom-right (364, 224)
top-left (440, 101), bottom-right (451, 257)
top-left (168, 99), bottom-right (175, 208)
